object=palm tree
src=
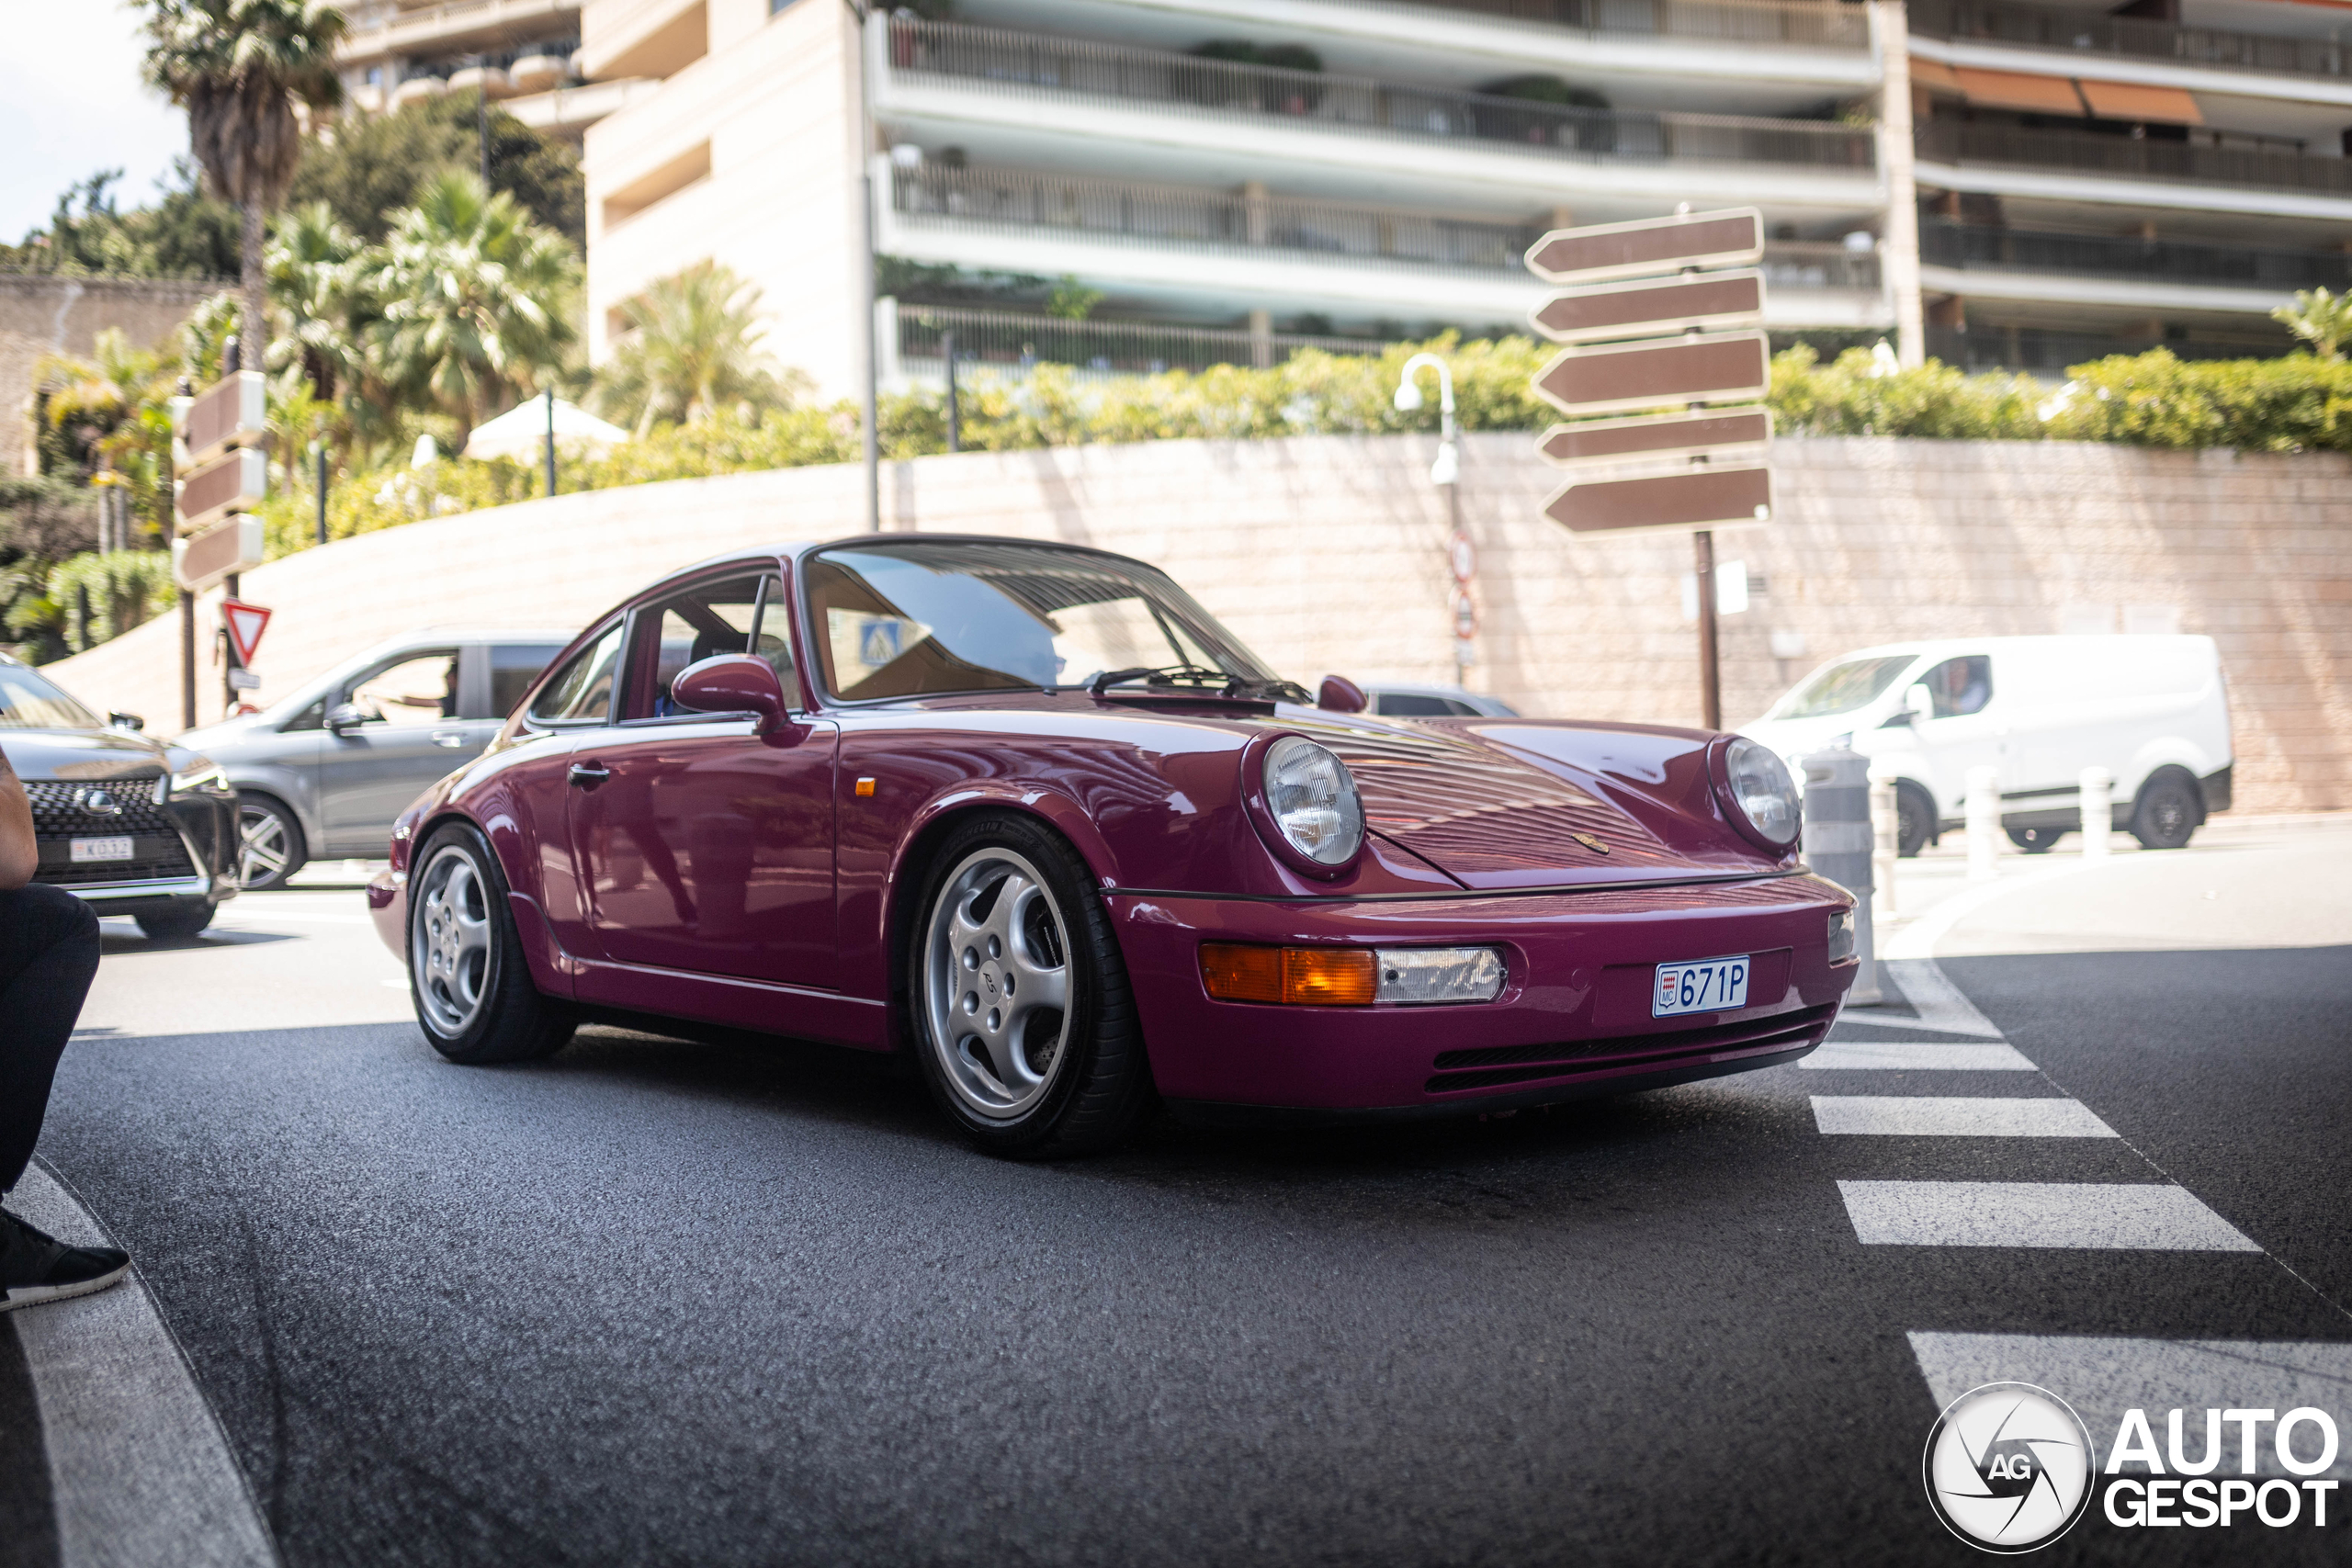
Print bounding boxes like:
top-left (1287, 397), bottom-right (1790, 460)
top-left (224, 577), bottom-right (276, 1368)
top-left (594, 261), bottom-right (802, 437)
top-left (2272, 287), bottom-right (2352, 361)
top-left (139, 0), bottom-right (347, 369)
top-left (266, 200), bottom-right (367, 403)
top-left (368, 171), bottom-right (579, 450)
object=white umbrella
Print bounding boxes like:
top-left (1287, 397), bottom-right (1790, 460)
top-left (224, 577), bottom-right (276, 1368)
top-left (462, 396), bottom-right (629, 462)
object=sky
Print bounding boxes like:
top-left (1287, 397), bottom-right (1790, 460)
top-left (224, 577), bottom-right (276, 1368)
top-left (0, 0), bottom-right (190, 243)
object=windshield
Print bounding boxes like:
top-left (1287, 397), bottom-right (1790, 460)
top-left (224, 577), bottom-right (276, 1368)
top-left (804, 541), bottom-right (1280, 702)
top-left (0, 661), bottom-right (101, 730)
top-left (1770, 654), bottom-right (1918, 720)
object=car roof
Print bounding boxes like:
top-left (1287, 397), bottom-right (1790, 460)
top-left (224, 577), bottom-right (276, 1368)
top-left (1812, 634), bottom-right (2216, 666)
top-left (657, 534), bottom-right (1170, 589)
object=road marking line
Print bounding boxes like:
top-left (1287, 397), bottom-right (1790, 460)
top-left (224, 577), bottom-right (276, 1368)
top-left (9, 1164), bottom-right (278, 1568)
top-left (1873, 959), bottom-right (2007, 1038)
top-left (1909, 1332), bottom-right (2352, 1478)
top-left (1837, 1180), bottom-right (2261, 1250)
top-left (1813, 1096), bottom-right (2117, 1137)
top-left (1803, 1041), bottom-right (2039, 1071)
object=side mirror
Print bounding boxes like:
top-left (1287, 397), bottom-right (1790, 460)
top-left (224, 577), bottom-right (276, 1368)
top-left (108, 711), bottom-right (144, 731)
top-left (1904, 684), bottom-right (1934, 721)
top-left (673, 655), bottom-right (798, 739)
top-left (326, 701), bottom-right (375, 735)
top-left (1317, 674), bottom-right (1367, 713)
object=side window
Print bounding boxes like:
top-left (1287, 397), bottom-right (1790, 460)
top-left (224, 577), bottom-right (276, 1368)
top-left (482, 643), bottom-right (569, 719)
top-left (623, 572), bottom-right (794, 721)
top-left (347, 652), bottom-right (458, 728)
top-left (1376, 694), bottom-right (1456, 716)
top-left (1919, 656), bottom-right (1993, 719)
top-left (527, 623), bottom-right (626, 726)
top-left (280, 698), bottom-right (325, 733)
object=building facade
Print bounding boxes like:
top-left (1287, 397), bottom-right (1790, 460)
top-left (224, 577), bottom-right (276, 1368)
top-left (335, 0), bottom-right (660, 139)
top-left (576, 0), bottom-right (2352, 393)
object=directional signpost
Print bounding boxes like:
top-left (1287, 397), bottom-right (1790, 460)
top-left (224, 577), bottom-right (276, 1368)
top-left (174, 367), bottom-right (270, 714)
top-left (1526, 207), bottom-right (1773, 729)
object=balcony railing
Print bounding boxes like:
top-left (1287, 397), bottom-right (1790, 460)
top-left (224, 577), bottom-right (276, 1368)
top-left (890, 164), bottom-right (1883, 289)
top-left (896, 306), bottom-right (1386, 377)
top-left (1916, 120), bottom-right (2352, 197)
top-left (1181, 0), bottom-right (1870, 50)
top-left (1920, 220), bottom-right (2352, 292)
top-left (887, 19), bottom-right (1877, 173)
top-left (1927, 325), bottom-right (2289, 374)
top-left (1909, 0), bottom-right (2352, 84)
top-left (337, 0), bottom-right (579, 62)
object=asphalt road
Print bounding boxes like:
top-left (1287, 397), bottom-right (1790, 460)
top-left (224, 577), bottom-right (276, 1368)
top-left (7, 824), bottom-right (2350, 1568)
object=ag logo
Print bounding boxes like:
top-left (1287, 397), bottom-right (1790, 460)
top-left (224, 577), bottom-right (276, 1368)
top-left (1923, 1382), bottom-right (2097, 1553)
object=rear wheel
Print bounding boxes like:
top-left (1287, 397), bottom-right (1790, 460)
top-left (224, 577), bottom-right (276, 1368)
top-left (1894, 782), bottom-right (1937, 858)
top-left (2007, 826), bottom-right (2063, 853)
top-left (409, 823), bottom-right (573, 1065)
top-left (2132, 771), bottom-right (2201, 851)
top-left (236, 795), bottom-right (306, 890)
top-left (909, 813), bottom-right (1151, 1157)
top-left (135, 904), bottom-right (215, 941)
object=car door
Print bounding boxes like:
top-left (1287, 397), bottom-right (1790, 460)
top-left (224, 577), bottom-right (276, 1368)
top-left (316, 647), bottom-right (468, 854)
top-left (1906, 653), bottom-right (2007, 819)
top-left (566, 569), bottom-right (839, 991)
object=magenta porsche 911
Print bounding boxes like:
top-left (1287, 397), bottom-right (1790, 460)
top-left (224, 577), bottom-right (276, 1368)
top-left (368, 536), bottom-right (1858, 1155)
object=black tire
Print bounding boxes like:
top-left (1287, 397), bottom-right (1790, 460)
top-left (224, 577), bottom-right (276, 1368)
top-left (2132, 770), bottom-right (2201, 851)
top-left (235, 794), bottom-right (307, 890)
top-left (135, 904), bottom-right (215, 941)
top-left (904, 811), bottom-right (1152, 1157)
top-left (2007, 826), bottom-right (2063, 853)
top-left (1894, 782), bottom-right (1937, 858)
top-left (408, 821), bottom-right (574, 1065)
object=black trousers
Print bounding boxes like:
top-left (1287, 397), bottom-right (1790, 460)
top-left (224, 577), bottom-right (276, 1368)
top-left (0, 885), bottom-right (100, 1194)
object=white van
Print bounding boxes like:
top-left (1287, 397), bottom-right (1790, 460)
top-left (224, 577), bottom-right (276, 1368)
top-left (1739, 636), bottom-right (2232, 855)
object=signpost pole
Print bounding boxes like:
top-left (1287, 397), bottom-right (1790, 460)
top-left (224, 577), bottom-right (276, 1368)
top-left (944, 329), bottom-right (960, 455)
top-left (312, 440), bottom-right (329, 547)
top-left (179, 591), bottom-right (195, 729)
top-left (1693, 529), bottom-right (1721, 730)
top-left (544, 386), bottom-right (557, 498)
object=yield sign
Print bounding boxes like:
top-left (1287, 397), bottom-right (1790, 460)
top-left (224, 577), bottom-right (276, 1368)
top-left (221, 599), bottom-right (272, 667)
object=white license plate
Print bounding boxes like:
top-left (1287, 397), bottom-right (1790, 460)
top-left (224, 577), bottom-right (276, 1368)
top-left (70, 836), bottom-right (136, 864)
top-left (1654, 954), bottom-right (1750, 1018)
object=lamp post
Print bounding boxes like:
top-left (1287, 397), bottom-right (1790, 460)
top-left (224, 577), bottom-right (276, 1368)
top-left (844, 0), bottom-right (881, 533)
top-left (1395, 353), bottom-right (1473, 680)
top-left (170, 378), bottom-right (195, 729)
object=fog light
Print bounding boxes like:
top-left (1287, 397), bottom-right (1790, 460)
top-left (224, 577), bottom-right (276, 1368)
top-left (1827, 909), bottom-right (1857, 964)
top-left (1374, 947), bottom-right (1504, 1005)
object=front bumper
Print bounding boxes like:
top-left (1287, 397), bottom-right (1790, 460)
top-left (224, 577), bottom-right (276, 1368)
top-left (367, 868), bottom-right (407, 960)
top-left (1110, 874), bottom-right (1856, 1117)
top-left (33, 784), bottom-right (239, 913)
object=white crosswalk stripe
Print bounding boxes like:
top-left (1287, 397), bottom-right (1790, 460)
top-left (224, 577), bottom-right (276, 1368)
top-left (1838, 1180), bottom-right (2262, 1251)
top-left (1804, 1040), bottom-right (2039, 1071)
top-left (1813, 1096), bottom-right (2118, 1137)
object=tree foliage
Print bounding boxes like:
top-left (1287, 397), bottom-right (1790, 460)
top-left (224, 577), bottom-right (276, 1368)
top-left (2271, 288), bottom-right (2352, 362)
top-left (0, 165), bottom-right (238, 278)
top-left (287, 93), bottom-right (585, 246)
top-left (594, 262), bottom-right (802, 436)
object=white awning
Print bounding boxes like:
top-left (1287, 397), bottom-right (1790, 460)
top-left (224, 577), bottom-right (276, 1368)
top-left (462, 397), bottom-right (629, 462)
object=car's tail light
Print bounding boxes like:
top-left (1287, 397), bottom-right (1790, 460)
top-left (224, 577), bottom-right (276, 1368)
top-left (1201, 944), bottom-right (1505, 1006)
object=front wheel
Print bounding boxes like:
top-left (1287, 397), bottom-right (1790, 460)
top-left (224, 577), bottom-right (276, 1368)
top-left (136, 904), bottom-right (215, 941)
top-left (236, 795), bottom-right (306, 890)
top-left (2132, 772), bottom-right (2201, 851)
top-left (409, 823), bottom-right (573, 1065)
top-left (909, 813), bottom-right (1151, 1157)
top-left (1894, 783), bottom-right (1936, 858)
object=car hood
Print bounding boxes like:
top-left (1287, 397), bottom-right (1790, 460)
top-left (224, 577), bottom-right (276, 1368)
top-left (0, 727), bottom-right (174, 782)
top-left (1304, 715), bottom-right (1784, 889)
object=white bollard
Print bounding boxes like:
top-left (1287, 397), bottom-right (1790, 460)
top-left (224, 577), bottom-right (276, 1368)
top-left (2080, 766), bottom-right (2112, 859)
top-left (1868, 764), bottom-right (1901, 918)
top-left (1965, 765), bottom-right (2001, 882)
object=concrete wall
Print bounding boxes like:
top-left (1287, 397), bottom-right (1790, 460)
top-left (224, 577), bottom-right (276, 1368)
top-left (42, 433), bottom-right (2352, 813)
top-left (2, 275), bottom-right (218, 475)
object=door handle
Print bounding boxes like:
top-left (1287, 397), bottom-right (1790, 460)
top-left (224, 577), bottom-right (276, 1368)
top-left (430, 729), bottom-right (469, 749)
top-left (567, 761), bottom-right (611, 789)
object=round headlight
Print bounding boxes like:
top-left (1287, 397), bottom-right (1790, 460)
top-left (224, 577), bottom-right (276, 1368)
top-left (1261, 736), bottom-right (1364, 868)
top-left (1724, 737), bottom-right (1801, 849)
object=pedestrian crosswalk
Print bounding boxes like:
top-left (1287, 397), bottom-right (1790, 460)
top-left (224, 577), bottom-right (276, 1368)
top-left (1812, 1095), bottom-right (2116, 1138)
top-left (1838, 1180), bottom-right (2261, 1251)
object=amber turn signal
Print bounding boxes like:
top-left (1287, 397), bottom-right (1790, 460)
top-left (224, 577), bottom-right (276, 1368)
top-left (1200, 943), bottom-right (1377, 1007)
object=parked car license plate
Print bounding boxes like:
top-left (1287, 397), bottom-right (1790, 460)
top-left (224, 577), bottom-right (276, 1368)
top-left (70, 836), bottom-right (135, 864)
top-left (1654, 954), bottom-right (1749, 1018)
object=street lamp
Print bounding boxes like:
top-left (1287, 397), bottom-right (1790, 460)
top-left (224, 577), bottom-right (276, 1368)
top-left (1395, 353), bottom-right (1475, 678)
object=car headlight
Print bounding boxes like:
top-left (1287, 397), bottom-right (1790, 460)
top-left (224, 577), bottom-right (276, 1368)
top-left (1261, 736), bottom-right (1364, 870)
top-left (1720, 737), bottom-right (1801, 851)
top-left (164, 759), bottom-right (232, 799)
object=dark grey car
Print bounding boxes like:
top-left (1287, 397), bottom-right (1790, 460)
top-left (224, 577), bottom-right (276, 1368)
top-left (179, 628), bottom-right (573, 888)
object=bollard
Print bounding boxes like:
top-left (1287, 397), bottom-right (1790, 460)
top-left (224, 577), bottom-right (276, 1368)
top-left (2080, 766), bottom-right (2112, 859)
top-left (1964, 764), bottom-right (2001, 882)
top-left (1802, 748), bottom-right (1879, 1004)
top-left (1868, 763), bottom-right (1900, 919)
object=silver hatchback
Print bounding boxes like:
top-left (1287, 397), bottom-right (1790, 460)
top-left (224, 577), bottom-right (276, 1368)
top-left (180, 628), bottom-right (574, 888)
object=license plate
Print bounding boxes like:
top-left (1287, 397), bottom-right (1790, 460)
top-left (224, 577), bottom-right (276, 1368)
top-left (1654, 954), bottom-right (1749, 1018)
top-left (70, 836), bottom-right (136, 864)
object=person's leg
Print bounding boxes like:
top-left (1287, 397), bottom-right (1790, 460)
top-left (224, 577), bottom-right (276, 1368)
top-left (0, 884), bottom-right (128, 1311)
top-left (0, 884), bottom-right (101, 1192)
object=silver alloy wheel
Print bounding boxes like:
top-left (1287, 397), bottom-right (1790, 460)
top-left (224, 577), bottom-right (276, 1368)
top-left (413, 844), bottom-right (492, 1037)
top-left (238, 802), bottom-right (293, 887)
top-left (922, 847), bottom-right (1073, 1121)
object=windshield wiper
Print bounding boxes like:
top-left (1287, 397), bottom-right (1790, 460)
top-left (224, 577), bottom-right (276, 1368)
top-left (1088, 663), bottom-right (1235, 696)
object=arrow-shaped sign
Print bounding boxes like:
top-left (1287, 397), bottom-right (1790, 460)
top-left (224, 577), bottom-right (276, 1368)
top-left (1531, 269), bottom-right (1764, 344)
top-left (1532, 332), bottom-right (1770, 419)
top-left (1525, 208), bottom-right (1763, 286)
top-left (1537, 408), bottom-right (1773, 469)
top-left (1542, 465), bottom-right (1773, 536)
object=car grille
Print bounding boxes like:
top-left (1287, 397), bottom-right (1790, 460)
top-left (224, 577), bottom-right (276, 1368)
top-left (24, 777), bottom-right (197, 885)
top-left (1426, 1004), bottom-right (1838, 1094)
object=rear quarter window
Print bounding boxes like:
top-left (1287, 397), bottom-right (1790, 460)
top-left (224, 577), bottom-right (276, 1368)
top-left (486, 644), bottom-right (569, 719)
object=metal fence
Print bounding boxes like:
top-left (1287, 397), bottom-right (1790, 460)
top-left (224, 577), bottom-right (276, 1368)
top-left (1920, 220), bottom-right (2352, 291)
top-left (889, 19), bottom-right (1877, 172)
top-left (1926, 326), bottom-right (2290, 375)
top-left (895, 307), bottom-right (1390, 378)
top-left (1280, 0), bottom-right (1869, 48)
top-left (1916, 120), bottom-right (2352, 195)
top-left (1909, 0), bottom-right (2351, 82)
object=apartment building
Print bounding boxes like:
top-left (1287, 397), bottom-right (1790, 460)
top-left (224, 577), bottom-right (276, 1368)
top-left (578, 0), bottom-right (2348, 393)
top-left (336, 0), bottom-right (658, 138)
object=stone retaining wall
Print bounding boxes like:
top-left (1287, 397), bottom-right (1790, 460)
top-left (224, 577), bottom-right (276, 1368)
top-left (2, 274), bottom-right (220, 475)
